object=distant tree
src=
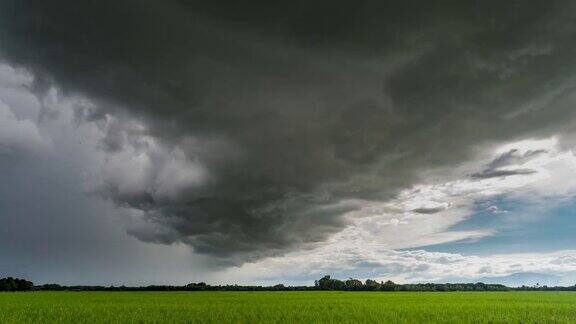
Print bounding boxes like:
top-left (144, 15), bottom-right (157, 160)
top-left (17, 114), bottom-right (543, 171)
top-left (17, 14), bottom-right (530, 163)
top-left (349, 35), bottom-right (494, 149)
top-left (0, 278), bottom-right (16, 291)
top-left (186, 282), bottom-right (207, 287)
top-left (345, 278), bottom-right (363, 290)
top-left (381, 280), bottom-right (396, 291)
top-left (185, 282), bottom-right (208, 291)
top-left (474, 282), bottom-right (487, 291)
top-left (315, 275), bottom-right (345, 290)
top-left (315, 275), bottom-right (329, 289)
top-left (0, 277), bottom-right (34, 291)
top-left (364, 279), bottom-right (380, 291)
top-left (41, 284), bottom-right (63, 291)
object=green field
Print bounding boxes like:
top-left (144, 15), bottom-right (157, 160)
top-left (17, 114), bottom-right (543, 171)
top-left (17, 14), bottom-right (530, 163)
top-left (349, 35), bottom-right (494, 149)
top-left (1, 291), bottom-right (576, 323)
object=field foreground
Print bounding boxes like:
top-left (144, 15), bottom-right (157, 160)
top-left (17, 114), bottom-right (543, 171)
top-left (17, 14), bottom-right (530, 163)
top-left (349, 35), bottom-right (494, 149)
top-left (1, 291), bottom-right (576, 323)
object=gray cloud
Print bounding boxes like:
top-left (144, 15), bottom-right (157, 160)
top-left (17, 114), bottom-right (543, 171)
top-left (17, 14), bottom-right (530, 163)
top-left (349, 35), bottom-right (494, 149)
top-left (471, 168), bottom-right (537, 179)
top-left (0, 71), bottom-right (212, 285)
top-left (470, 148), bottom-right (547, 179)
top-left (488, 149), bottom-right (547, 170)
top-left (412, 207), bottom-right (447, 215)
top-left (2, 0), bottom-right (576, 264)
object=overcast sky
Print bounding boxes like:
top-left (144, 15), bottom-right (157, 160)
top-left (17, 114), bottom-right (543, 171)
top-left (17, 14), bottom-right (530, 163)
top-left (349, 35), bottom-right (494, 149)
top-left (2, 0), bottom-right (576, 286)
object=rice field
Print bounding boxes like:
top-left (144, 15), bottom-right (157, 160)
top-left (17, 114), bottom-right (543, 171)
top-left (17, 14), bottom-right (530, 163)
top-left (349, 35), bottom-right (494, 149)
top-left (1, 291), bottom-right (575, 323)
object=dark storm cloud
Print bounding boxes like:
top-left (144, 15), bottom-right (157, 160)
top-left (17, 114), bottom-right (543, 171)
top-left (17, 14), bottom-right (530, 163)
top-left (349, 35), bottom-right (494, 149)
top-left (2, 0), bottom-right (576, 264)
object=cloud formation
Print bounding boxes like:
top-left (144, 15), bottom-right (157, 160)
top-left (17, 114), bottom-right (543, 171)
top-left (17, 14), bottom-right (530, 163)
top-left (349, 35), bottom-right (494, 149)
top-left (0, 100), bottom-right (46, 154)
top-left (228, 246), bottom-right (576, 286)
top-left (470, 148), bottom-right (548, 179)
top-left (2, 1), bottom-right (576, 265)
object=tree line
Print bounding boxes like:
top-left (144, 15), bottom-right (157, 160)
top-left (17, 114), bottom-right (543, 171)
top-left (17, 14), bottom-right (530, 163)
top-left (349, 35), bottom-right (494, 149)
top-left (2, 275), bottom-right (575, 292)
top-left (0, 277), bottom-right (34, 291)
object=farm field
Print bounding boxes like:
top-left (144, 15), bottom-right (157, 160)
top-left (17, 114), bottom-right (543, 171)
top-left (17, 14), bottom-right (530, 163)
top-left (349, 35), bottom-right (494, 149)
top-left (1, 291), bottom-right (575, 323)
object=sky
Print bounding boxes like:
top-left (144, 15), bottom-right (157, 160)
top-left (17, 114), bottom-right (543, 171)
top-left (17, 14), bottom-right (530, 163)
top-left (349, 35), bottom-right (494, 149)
top-left (2, 0), bottom-right (576, 286)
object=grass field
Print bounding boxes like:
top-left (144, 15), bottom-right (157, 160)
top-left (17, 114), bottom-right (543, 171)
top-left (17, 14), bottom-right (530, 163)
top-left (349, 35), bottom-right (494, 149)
top-left (1, 291), bottom-right (576, 323)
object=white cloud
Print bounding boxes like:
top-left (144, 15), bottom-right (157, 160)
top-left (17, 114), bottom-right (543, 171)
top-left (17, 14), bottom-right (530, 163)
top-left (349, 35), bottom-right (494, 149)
top-left (0, 64), bottom-right (32, 88)
top-left (219, 246), bottom-right (576, 285)
top-left (0, 99), bottom-right (48, 153)
top-left (83, 115), bottom-right (211, 205)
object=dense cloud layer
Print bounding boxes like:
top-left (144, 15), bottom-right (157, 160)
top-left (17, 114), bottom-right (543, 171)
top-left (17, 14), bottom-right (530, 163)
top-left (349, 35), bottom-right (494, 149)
top-left (2, 0), bottom-right (576, 264)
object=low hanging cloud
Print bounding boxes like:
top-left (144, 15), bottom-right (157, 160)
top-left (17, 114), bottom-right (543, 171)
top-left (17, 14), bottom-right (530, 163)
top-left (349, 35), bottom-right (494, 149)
top-left (227, 246), bottom-right (576, 286)
top-left (411, 206), bottom-right (448, 215)
top-left (470, 148), bottom-right (548, 179)
top-left (471, 168), bottom-right (537, 179)
top-left (2, 1), bottom-right (576, 265)
top-left (0, 100), bottom-right (47, 155)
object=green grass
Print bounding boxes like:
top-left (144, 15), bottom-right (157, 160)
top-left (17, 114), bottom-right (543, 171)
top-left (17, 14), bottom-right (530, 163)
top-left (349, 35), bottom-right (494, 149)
top-left (1, 291), bottom-right (576, 323)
